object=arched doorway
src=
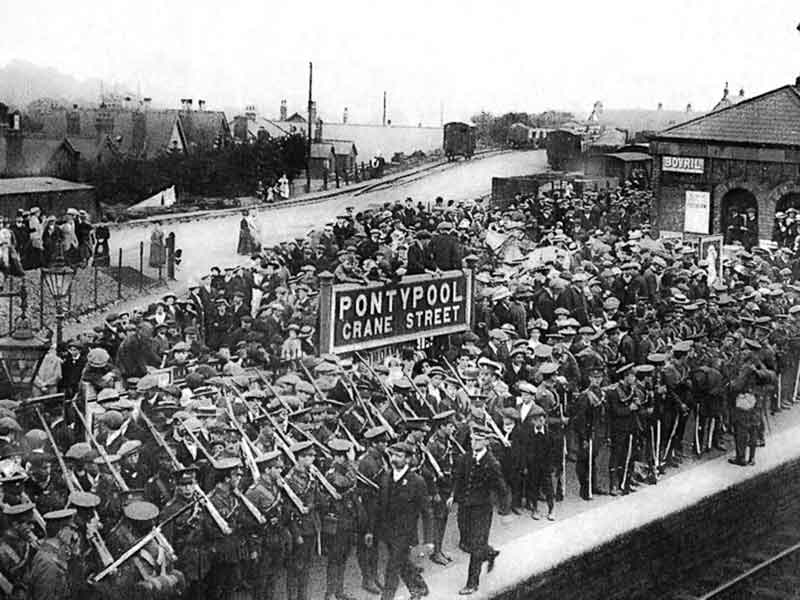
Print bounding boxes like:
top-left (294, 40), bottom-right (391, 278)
top-left (721, 188), bottom-right (758, 247)
top-left (776, 192), bottom-right (800, 213)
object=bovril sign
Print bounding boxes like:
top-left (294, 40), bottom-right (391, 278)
top-left (662, 156), bottom-right (705, 174)
top-left (320, 270), bottom-right (473, 354)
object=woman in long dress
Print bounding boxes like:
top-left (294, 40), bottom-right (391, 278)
top-left (247, 209), bottom-right (262, 253)
top-left (237, 210), bottom-right (255, 255)
top-left (149, 221), bottom-right (166, 268)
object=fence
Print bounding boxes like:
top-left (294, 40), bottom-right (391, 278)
top-left (0, 239), bottom-right (181, 338)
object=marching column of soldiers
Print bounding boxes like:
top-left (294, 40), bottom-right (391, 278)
top-left (1, 182), bottom-right (800, 599)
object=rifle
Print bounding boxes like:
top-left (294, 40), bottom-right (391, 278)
top-left (90, 498), bottom-right (198, 583)
top-left (418, 443), bottom-right (444, 479)
top-left (448, 434), bottom-right (466, 455)
top-left (34, 407), bottom-right (114, 567)
top-left (139, 410), bottom-right (232, 535)
top-left (70, 400), bottom-right (129, 492)
top-left (483, 408), bottom-right (511, 448)
top-left (355, 353), bottom-right (409, 421)
top-left (339, 369), bottom-right (376, 428)
top-left (403, 371), bottom-right (435, 415)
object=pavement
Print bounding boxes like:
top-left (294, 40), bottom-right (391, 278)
top-left (63, 150), bottom-right (544, 340)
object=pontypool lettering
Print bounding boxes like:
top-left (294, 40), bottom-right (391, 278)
top-left (321, 270), bottom-right (473, 354)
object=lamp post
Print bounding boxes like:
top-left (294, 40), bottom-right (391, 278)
top-left (0, 315), bottom-right (51, 400)
top-left (41, 249), bottom-right (76, 347)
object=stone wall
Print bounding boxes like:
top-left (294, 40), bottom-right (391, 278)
top-left (494, 457), bottom-right (800, 600)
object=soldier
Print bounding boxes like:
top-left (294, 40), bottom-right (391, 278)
top-left (203, 457), bottom-right (245, 600)
top-left (537, 362), bottom-right (568, 501)
top-left (729, 348), bottom-right (777, 466)
top-left (356, 426), bottom-right (389, 595)
top-left (607, 364), bottom-right (641, 495)
top-left (161, 467), bottom-right (206, 600)
top-left (449, 429), bottom-right (509, 596)
top-left (424, 410), bottom-right (456, 565)
top-left (284, 441), bottom-right (320, 600)
top-left (660, 341), bottom-right (693, 465)
top-left (27, 508), bottom-right (81, 600)
top-left (0, 501), bottom-right (38, 598)
top-left (571, 366), bottom-right (606, 500)
top-left (367, 441), bottom-right (432, 600)
top-left (321, 438), bottom-right (361, 600)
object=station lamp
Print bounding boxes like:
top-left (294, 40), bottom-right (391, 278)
top-left (0, 314), bottom-right (51, 399)
top-left (41, 245), bottom-right (76, 346)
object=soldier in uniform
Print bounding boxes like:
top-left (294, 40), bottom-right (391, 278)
top-left (537, 362), bottom-right (569, 501)
top-left (449, 429), bottom-right (509, 596)
top-left (0, 501), bottom-right (38, 598)
top-left (729, 348), bottom-right (777, 466)
top-left (607, 364), bottom-right (641, 495)
top-left (161, 467), bottom-right (207, 600)
top-left (660, 341), bottom-right (693, 465)
top-left (284, 441), bottom-right (320, 600)
top-left (27, 508), bottom-right (81, 600)
top-left (321, 439), bottom-right (362, 600)
top-left (570, 366), bottom-right (606, 500)
top-left (356, 426), bottom-right (389, 595)
top-left (203, 458), bottom-right (245, 600)
top-left (424, 411), bottom-right (456, 566)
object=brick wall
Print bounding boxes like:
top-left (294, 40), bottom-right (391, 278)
top-left (495, 458), bottom-right (800, 600)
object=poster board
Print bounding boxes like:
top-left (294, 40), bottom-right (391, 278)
top-left (684, 190), bottom-right (711, 234)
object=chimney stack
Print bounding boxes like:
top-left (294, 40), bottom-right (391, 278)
top-left (198, 99), bottom-right (206, 111)
top-left (686, 103), bottom-right (693, 113)
top-left (124, 96), bottom-right (131, 110)
top-left (280, 99), bottom-right (287, 121)
top-left (343, 107), bottom-right (348, 124)
top-left (309, 101), bottom-right (317, 126)
top-left (245, 105), bottom-right (257, 121)
top-left (4, 114), bottom-right (24, 175)
top-left (657, 102), bottom-right (663, 111)
top-left (143, 97), bottom-right (152, 110)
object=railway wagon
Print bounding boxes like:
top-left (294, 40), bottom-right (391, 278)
top-left (545, 129), bottom-right (585, 171)
top-left (443, 121), bottom-right (476, 160)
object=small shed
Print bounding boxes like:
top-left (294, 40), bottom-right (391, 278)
top-left (309, 140), bottom-right (357, 178)
top-left (0, 177), bottom-right (97, 219)
top-left (586, 151), bottom-right (652, 181)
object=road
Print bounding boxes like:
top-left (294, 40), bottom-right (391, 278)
top-left (107, 150), bottom-right (546, 286)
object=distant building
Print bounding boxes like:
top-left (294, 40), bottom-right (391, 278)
top-left (588, 100), bottom-right (702, 141)
top-left (710, 82), bottom-right (746, 112)
top-left (0, 177), bottom-right (97, 219)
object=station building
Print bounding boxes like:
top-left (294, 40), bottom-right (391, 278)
top-left (650, 79), bottom-right (800, 243)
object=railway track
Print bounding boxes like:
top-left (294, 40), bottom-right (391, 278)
top-left (669, 525), bottom-right (800, 600)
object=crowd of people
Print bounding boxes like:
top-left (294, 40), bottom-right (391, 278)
top-left (1, 179), bottom-right (800, 600)
top-left (0, 207), bottom-right (111, 276)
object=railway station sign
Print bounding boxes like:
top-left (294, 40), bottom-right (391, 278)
top-left (662, 156), bottom-right (705, 174)
top-left (318, 270), bottom-right (473, 354)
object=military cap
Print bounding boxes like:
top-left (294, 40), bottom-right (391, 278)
top-left (327, 438), bottom-right (352, 453)
top-left (744, 339), bottom-right (762, 350)
top-left (616, 363), bottom-right (635, 376)
top-left (399, 417), bottom-right (430, 431)
top-left (96, 388), bottom-right (120, 404)
top-left (673, 340), bottom-right (692, 353)
top-left (517, 381), bottom-right (538, 395)
top-left (387, 441), bottom-right (415, 456)
top-left (393, 378), bottom-right (413, 390)
top-left (290, 441), bottom-right (315, 455)
top-left (314, 361), bottom-right (338, 375)
top-left (635, 364), bottom-right (655, 375)
top-left (69, 491), bottom-right (101, 509)
top-left (477, 358), bottom-right (503, 373)
top-left (647, 353), bottom-right (667, 364)
top-left (123, 501), bottom-right (159, 522)
top-left (432, 410), bottom-right (456, 424)
top-left (3, 501), bottom-right (35, 516)
top-left (253, 450), bottom-right (282, 466)
top-left (364, 426), bottom-right (389, 440)
top-left (214, 457), bottom-right (243, 471)
top-left (44, 508), bottom-right (77, 522)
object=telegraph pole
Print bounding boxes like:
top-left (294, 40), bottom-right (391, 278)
top-left (306, 61), bottom-right (313, 193)
top-left (382, 91), bottom-right (387, 126)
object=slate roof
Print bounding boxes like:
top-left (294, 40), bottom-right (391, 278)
top-left (596, 109), bottom-right (698, 135)
top-left (0, 177), bottom-right (93, 195)
top-left (655, 85), bottom-right (800, 146)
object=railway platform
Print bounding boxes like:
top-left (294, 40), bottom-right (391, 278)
top-left (416, 405), bottom-right (800, 600)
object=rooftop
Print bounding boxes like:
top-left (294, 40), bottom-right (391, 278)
top-left (655, 84), bottom-right (800, 146)
top-left (0, 177), bottom-right (93, 195)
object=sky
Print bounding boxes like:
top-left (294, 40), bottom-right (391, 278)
top-left (1, 0), bottom-right (798, 124)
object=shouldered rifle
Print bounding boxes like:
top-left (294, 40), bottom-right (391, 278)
top-left (140, 410), bottom-right (232, 535)
top-left (483, 408), bottom-right (511, 448)
top-left (355, 352), bottom-right (409, 421)
top-left (0, 570), bottom-right (11, 596)
top-left (34, 407), bottom-right (114, 567)
top-left (403, 371), bottom-right (435, 415)
top-left (339, 369), bottom-right (376, 428)
top-left (90, 498), bottom-right (198, 584)
top-left (448, 434), bottom-right (466, 455)
top-left (285, 424), bottom-right (341, 500)
top-left (419, 443), bottom-right (444, 479)
top-left (70, 400), bottom-right (129, 492)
